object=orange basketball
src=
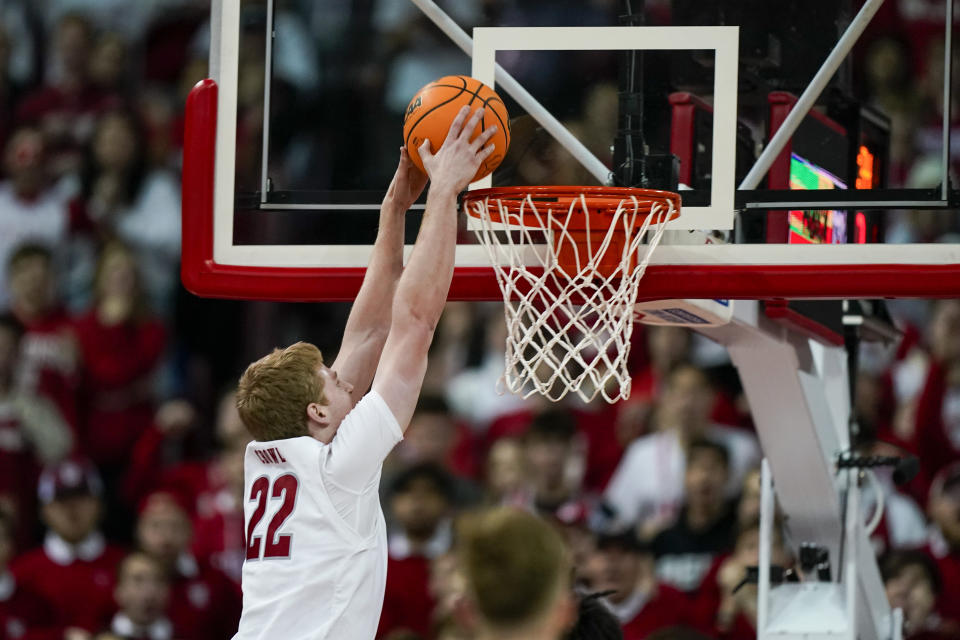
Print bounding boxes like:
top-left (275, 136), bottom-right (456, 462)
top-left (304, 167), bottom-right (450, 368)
top-left (403, 75), bottom-right (511, 183)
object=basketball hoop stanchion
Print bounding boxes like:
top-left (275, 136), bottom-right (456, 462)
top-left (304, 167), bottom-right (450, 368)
top-left (462, 186), bottom-right (680, 403)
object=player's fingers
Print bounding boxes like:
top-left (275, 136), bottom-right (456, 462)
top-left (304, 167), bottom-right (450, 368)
top-left (477, 143), bottom-right (497, 160)
top-left (459, 107), bottom-right (485, 141)
top-left (472, 125), bottom-right (497, 150)
top-left (418, 138), bottom-right (434, 162)
top-left (445, 105), bottom-right (471, 141)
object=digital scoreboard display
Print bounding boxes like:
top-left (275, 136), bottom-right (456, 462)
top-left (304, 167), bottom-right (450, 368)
top-left (787, 153), bottom-right (848, 244)
top-left (788, 145), bottom-right (876, 245)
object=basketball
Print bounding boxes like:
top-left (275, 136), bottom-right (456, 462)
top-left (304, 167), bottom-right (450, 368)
top-left (402, 75), bottom-right (511, 183)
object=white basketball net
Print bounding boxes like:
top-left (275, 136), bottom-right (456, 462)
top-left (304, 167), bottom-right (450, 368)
top-left (465, 190), bottom-right (676, 404)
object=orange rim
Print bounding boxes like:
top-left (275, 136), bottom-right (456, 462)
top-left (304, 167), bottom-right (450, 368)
top-left (461, 186), bottom-right (681, 230)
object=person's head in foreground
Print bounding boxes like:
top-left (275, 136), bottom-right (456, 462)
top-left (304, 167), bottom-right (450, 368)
top-left (113, 551), bottom-right (171, 633)
top-left (458, 507), bottom-right (575, 640)
top-left (236, 341), bottom-right (354, 444)
top-left (880, 550), bottom-right (941, 637)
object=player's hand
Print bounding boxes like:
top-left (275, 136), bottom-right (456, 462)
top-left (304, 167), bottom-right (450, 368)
top-left (384, 146), bottom-right (428, 213)
top-left (419, 105), bottom-right (497, 195)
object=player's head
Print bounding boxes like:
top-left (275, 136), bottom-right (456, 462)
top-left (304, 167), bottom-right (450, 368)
top-left (114, 551), bottom-right (170, 627)
top-left (136, 491), bottom-right (192, 568)
top-left (237, 341), bottom-right (354, 443)
top-left (458, 507), bottom-right (575, 639)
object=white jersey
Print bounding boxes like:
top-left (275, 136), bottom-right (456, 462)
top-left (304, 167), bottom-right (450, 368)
top-left (233, 391), bottom-right (403, 640)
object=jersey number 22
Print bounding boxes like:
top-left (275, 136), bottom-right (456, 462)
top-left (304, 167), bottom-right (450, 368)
top-left (246, 474), bottom-right (299, 560)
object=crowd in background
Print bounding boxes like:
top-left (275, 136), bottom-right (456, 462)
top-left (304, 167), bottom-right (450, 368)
top-left (0, 1), bottom-right (958, 639)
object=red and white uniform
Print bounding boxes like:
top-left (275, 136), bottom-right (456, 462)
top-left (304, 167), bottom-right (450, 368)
top-left (233, 391), bottom-right (403, 640)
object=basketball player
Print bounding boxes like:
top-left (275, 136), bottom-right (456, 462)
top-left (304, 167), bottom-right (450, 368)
top-left (231, 106), bottom-right (497, 639)
top-left (458, 507), bottom-right (576, 640)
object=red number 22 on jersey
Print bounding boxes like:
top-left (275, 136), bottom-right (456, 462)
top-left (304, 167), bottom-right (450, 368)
top-left (246, 474), bottom-right (299, 560)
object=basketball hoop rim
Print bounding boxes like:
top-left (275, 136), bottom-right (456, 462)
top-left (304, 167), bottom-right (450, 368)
top-left (461, 185), bottom-right (682, 230)
top-left (462, 185), bottom-right (681, 208)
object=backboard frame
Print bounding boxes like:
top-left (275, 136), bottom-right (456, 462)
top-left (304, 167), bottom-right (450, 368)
top-left (183, 0), bottom-right (960, 302)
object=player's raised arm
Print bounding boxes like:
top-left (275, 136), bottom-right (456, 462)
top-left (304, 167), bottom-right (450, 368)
top-left (331, 148), bottom-right (427, 404)
top-left (372, 106), bottom-right (497, 429)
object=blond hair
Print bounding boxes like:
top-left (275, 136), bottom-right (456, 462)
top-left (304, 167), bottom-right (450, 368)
top-left (458, 507), bottom-right (570, 630)
top-left (236, 342), bottom-right (325, 441)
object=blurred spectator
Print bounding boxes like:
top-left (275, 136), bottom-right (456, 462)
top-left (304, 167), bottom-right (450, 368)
top-left (446, 313), bottom-right (531, 429)
top-left (12, 458), bottom-right (125, 633)
top-left (519, 409), bottom-right (589, 518)
top-left (74, 242), bottom-right (165, 483)
top-left (692, 518), bottom-right (792, 640)
top-left (387, 393), bottom-right (481, 500)
top-left (565, 592), bottom-right (624, 640)
top-left (0, 510), bottom-right (53, 639)
top-left (651, 440), bottom-right (737, 593)
top-left (88, 33), bottom-right (130, 99)
top-left (6, 243), bottom-right (79, 430)
top-left (457, 506), bottom-right (576, 640)
top-left (583, 531), bottom-right (686, 640)
top-left (17, 14), bottom-right (119, 182)
top-left (0, 313), bottom-right (72, 548)
top-left (0, 130), bottom-right (70, 310)
top-left (483, 436), bottom-right (526, 505)
top-left (135, 491), bottom-right (241, 640)
top-left (601, 364), bottom-right (760, 537)
top-left (914, 300), bottom-right (960, 480)
top-left (106, 551), bottom-right (172, 640)
top-left (78, 110), bottom-right (181, 314)
top-left (926, 463), bottom-right (960, 628)
top-left (124, 388), bottom-right (246, 582)
top-left (881, 550), bottom-right (951, 640)
top-left (380, 464), bottom-right (454, 638)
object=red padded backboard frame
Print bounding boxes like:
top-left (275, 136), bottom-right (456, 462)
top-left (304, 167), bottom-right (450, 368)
top-left (182, 79), bottom-right (960, 302)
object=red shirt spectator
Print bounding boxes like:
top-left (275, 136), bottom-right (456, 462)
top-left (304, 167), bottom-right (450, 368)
top-left (0, 314), bottom-right (72, 548)
top-left (73, 311), bottom-right (164, 465)
top-left (75, 242), bottom-right (166, 467)
top-left (136, 492), bottom-right (241, 639)
top-left (913, 301), bottom-right (960, 481)
top-left (378, 464), bottom-right (454, 638)
top-left (582, 530), bottom-right (687, 640)
top-left (0, 510), bottom-right (57, 640)
top-left (12, 459), bottom-right (125, 632)
top-left (926, 464), bottom-right (960, 628)
top-left (7, 245), bottom-right (79, 433)
top-left (377, 556), bottom-right (435, 639)
top-left (15, 15), bottom-right (118, 180)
